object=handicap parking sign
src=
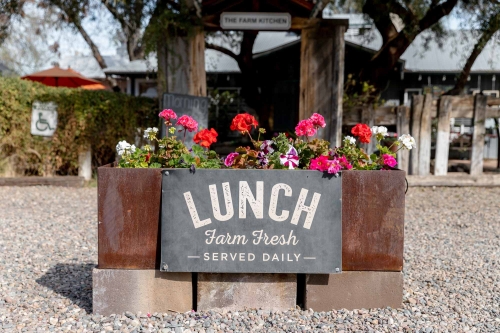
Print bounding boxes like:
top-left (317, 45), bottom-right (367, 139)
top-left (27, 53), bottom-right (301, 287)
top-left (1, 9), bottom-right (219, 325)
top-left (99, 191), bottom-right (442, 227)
top-left (31, 101), bottom-right (58, 137)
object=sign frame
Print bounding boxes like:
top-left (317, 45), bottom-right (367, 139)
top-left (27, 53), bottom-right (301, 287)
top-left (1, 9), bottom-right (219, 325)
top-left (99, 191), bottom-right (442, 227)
top-left (220, 12), bottom-right (292, 31)
top-left (160, 169), bottom-right (342, 274)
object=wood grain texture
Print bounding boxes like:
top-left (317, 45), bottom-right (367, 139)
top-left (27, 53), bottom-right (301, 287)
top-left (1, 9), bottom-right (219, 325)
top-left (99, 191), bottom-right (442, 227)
top-left (418, 94), bottom-right (433, 176)
top-left (410, 95), bottom-right (424, 175)
top-left (299, 24), bottom-right (345, 147)
top-left (434, 96), bottom-right (453, 176)
top-left (470, 95), bottom-right (487, 176)
top-left (396, 106), bottom-right (410, 174)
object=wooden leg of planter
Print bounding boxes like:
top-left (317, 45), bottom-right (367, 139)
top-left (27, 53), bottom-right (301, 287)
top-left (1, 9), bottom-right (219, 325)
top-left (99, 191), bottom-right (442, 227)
top-left (305, 271), bottom-right (403, 311)
top-left (93, 269), bottom-right (192, 315)
top-left (197, 273), bottom-right (296, 312)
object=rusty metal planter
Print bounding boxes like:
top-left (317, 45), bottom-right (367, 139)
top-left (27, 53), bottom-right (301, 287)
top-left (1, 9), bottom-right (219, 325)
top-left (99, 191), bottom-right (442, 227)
top-left (98, 165), bottom-right (405, 272)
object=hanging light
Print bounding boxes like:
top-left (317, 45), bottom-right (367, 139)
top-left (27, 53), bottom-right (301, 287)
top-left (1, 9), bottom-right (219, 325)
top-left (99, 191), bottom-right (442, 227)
top-left (442, 75), bottom-right (446, 81)
top-left (418, 75), bottom-right (422, 81)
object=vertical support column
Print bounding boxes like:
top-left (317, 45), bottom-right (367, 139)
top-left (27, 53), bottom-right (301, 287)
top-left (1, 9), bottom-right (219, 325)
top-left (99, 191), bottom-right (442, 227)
top-left (470, 95), bottom-right (487, 176)
top-left (299, 23), bottom-right (346, 147)
top-left (78, 144), bottom-right (92, 181)
top-left (418, 94), bottom-right (433, 175)
top-left (410, 95), bottom-right (424, 175)
top-left (434, 96), bottom-right (453, 176)
top-left (157, 26), bottom-right (207, 97)
top-left (396, 106), bottom-right (410, 173)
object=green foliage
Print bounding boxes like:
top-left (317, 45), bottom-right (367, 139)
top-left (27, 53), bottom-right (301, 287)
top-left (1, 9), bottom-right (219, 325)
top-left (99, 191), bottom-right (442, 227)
top-left (0, 77), bottom-right (157, 176)
top-left (343, 74), bottom-right (383, 111)
top-left (181, 144), bottom-right (221, 169)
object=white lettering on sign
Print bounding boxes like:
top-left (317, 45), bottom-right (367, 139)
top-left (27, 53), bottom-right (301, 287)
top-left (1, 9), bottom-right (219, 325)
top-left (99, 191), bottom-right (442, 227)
top-left (209, 182), bottom-right (234, 221)
top-left (184, 182), bottom-right (322, 229)
top-left (220, 12), bottom-right (291, 31)
top-left (290, 189), bottom-right (321, 229)
top-left (239, 181), bottom-right (264, 219)
top-left (268, 183), bottom-right (292, 222)
top-left (183, 191), bottom-right (212, 228)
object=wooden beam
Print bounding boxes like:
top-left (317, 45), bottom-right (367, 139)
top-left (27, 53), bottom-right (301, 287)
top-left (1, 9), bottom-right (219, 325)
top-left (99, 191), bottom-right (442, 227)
top-left (418, 94), bottom-right (433, 176)
top-left (299, 24), bottom-right (345, 147)
top-left (434, 96), bottom-right (453, 176)
top-left (410, 95), bottom-right (424, 175)
top-left (470, 95), bottom-right (487, 176)
top-left (396, 106), bottom-right (410, 174)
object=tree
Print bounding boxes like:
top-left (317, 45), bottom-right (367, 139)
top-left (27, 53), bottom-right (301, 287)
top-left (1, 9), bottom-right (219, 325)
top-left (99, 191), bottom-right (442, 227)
top-left (446, 1), bottom-right (500, 95)
top-left (0, 0), bottom-right (24, 45)
top-left (357, 0), bottom-right (458, 92)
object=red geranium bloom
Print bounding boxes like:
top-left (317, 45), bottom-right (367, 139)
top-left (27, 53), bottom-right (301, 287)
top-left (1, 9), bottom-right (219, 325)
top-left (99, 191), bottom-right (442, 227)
top-left (351, 123), bottom-right (372, 143)
top-left (194, 128), bottom-right (218, 148)
top-left (230, 113), bottom-right (258, 133)
top-left (295, 119), bottom-right (316, 137)
top-left (176, 115), bottom-right (198, 132)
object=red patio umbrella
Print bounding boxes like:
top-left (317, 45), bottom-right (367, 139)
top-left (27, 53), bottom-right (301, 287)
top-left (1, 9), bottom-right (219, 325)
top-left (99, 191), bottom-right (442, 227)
top-left (22, 66), bottom-right (102, 88)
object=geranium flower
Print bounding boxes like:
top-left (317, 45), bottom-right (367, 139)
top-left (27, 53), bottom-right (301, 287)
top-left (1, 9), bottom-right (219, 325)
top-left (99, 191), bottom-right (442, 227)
top-left (230, 113), bottom-right (258, 134)
top-left (351, 123), bottom-right (372, 143)
top-left (343, 136), bottom-right (356, 145)
top-left (309, 155), bottom-right (330, 172)
top-left (159, 109), bottom-right (177, 122)
top-left (176, 115), bottom-right (198, 132)
top-left (194, 128), bottom-right (218, 148)
top-left (371, 126), bottom-right (388, 137)
top-left (224, 152), bottom-right (239, 167)
top-left (143, 127), bottom-right (158, 139)
top-left (295, 119), bottom-right (316, 137)
top-left (338, 155), bottom-right (353, 170)
top-left (279, 146), bottom-right (299, 169)
top-left (260, 140), bottom-right (274, 155)
top-left (309, 113), bottom-right (326, 128)
top-left (398, 134), bottom-right (416, 149)
top-left (257, 151), bottom-right (269, 166)
top-left (116, 140), bottom-right (135, 156)
top-left (382, 154), bottom-right (397, 168)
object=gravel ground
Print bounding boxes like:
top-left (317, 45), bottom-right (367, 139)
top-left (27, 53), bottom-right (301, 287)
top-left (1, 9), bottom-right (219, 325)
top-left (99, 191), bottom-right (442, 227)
top-left (0, 186), bottom-right (499, 332)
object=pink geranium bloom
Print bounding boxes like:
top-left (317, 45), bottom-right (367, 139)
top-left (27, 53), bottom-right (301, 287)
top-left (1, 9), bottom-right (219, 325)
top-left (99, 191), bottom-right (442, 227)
top-left (309, 155), bottom-right (330, 172)
top-left (224, 152), bottom-right (239, 167)
top-left (279, 146), bottom-right (299, 169)
top-left (295, 119), bottom-right (316, 137)
top-left (338, 155), bottom-right (353, 170)
top-left (260, 140), bottom-right (274, 155)
top-left (176, 115), bottom-right (198, 132)
top-left (158, 109), bottom-right (177, 121)
top-left (382, 154), bottom-right (397, 168)
top-left (309, 113), bottom-right (326, 128)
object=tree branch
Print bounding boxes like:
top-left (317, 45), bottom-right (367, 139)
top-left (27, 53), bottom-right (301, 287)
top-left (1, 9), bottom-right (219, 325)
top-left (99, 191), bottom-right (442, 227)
top-left (101, 0), bottom-right (133, 31)
top-left (205, 42), bottom-right (238, 60)
top-left (419, 0), bottom-right (458, 31)
top-left (72, 19), bottom-right (107, 69)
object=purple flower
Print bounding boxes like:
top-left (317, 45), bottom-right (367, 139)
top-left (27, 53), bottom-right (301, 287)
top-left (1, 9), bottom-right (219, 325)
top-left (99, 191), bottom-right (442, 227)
top-left (224, 152), bottom-right (239, 167)
top-left (257, 151), bottom-right (269, 166)
top-left (260, 140), bottom-right (274, 155)
top-left (279, 146), bottom-right (299, 169)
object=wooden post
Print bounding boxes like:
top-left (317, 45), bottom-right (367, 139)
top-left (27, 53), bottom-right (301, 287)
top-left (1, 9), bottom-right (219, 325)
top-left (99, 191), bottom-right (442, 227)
top-left (396, 106), bottom-right (410, 173)
top-left (361, 105), bottom-right (375, 154)
top-left (418, 94), bottom-right (433, 175)
top-left (299, 22), bottom-right (346, 147)
top-left (434, 96), bottom-right (453, 176)
top-left (157, 27), bottom-right (207, 97)
top-left (410, 95), bottom-right (424, 175)
top-left (470, 95), bottom-right (487, 176)
top-left (78, 144), bottom-right (92, 181)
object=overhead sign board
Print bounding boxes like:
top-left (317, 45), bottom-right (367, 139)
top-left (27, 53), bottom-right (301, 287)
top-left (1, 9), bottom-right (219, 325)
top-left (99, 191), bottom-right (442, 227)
top-left (160, 169), bottom-right (342, 274)
top-left (31, 101), bottom-right (58, 137)
top-left (162, 93), bottom-right (209, 146)
top-left (220, 12), bottom-right (292, 30)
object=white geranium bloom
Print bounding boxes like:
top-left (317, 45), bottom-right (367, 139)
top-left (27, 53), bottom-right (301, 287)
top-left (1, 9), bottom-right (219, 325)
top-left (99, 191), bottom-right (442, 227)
top-left (343, 136), bottom-right (356, 145)
top-left (398, 134), bottom-right (416, 149)
top-left (143, 127), bottom-right (159, 139)
top-left (130, 145), bottom-right (136, 153)
top-left (116, 140), bottom-right (131, 156)
top-left (371, 126), bottom-right (388, 137)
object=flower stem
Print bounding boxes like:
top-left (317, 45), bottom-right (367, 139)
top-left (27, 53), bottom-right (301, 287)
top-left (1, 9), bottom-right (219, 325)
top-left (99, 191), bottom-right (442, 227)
top-left (183, 129), bottom-right (187, 143)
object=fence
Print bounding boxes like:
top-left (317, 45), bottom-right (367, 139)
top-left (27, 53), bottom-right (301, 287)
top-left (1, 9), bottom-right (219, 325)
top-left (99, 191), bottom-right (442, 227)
top-left (343, 94), bottom-right (500, 176)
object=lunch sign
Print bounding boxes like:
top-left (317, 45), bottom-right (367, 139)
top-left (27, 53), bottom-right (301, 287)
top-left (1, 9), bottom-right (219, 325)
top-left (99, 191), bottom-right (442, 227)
top-left (160, 169), bottom-right (342, 274)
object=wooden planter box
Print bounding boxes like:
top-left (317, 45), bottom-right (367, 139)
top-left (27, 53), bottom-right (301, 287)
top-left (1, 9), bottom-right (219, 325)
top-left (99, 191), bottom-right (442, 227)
top-left (94, 164), bottom-right (405, 314)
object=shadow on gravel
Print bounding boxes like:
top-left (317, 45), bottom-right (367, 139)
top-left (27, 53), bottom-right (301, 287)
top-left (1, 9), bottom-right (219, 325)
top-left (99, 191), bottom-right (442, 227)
top-left (36, 263), bottom-right (95, 314)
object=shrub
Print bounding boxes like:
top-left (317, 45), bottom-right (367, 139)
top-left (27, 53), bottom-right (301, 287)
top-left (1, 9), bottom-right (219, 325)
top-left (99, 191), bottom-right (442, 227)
top-left (0, 77), bottom-right (157, 176)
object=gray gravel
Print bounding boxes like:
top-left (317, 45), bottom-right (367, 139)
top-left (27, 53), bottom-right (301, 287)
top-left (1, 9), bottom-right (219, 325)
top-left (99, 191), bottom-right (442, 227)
top-left (0, 186), bottom-right (499, 332)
